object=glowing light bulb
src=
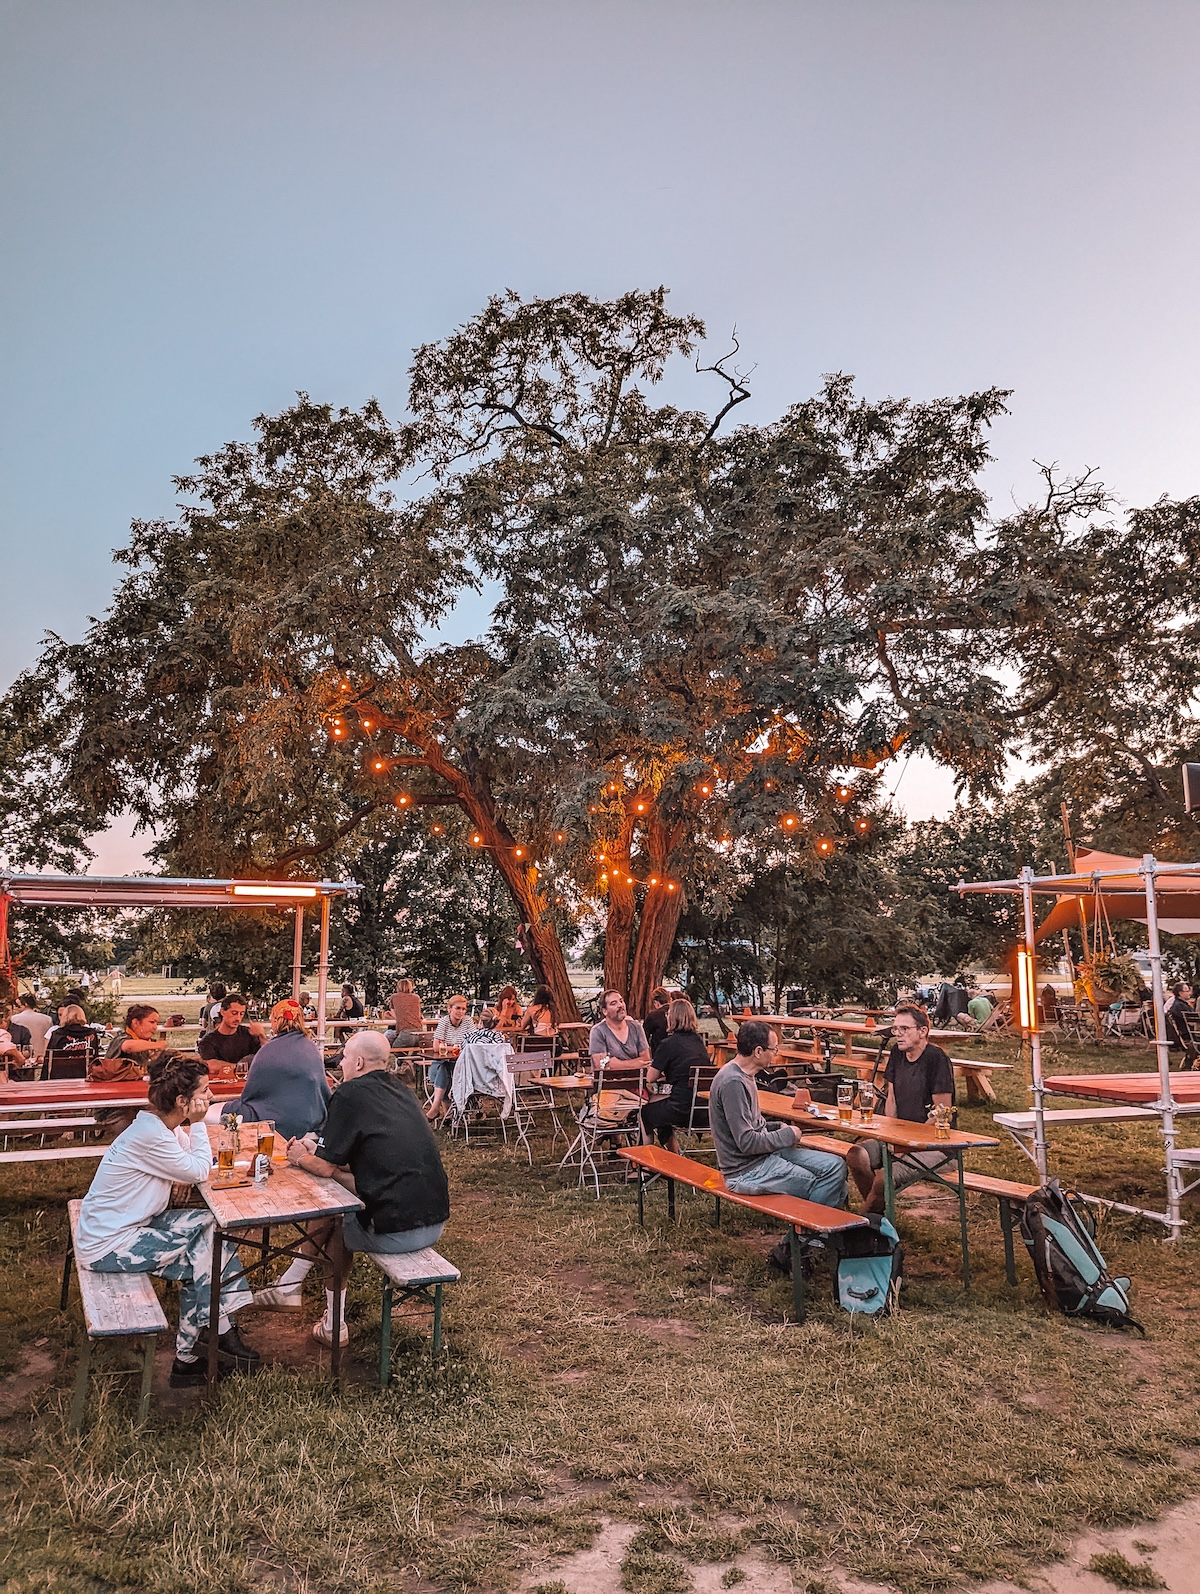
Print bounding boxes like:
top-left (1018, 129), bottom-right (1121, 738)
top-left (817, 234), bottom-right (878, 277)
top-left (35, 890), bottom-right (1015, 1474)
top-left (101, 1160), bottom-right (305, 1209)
top-left (362, 719), bottom-right (372, 730)
top-left (650, 876), bottom-right (658, 885)
top-left (514, 847), bottom-right (525, 858)
top-left (554, 832), bottom-right (565, 843)
top-left (471, 834), bottom-right (483, 846)
top-left (636, 802), bottom-right (645, 812)
top-left (373, 760), bottom-right (385, 771)
top-left (431, 823), bottom-right (443, 835)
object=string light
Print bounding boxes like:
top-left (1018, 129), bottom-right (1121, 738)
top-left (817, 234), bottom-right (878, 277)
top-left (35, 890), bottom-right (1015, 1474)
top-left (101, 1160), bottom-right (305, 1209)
top-left (636, 802), bottom-right (646, 813)
top-left (667, 882), bottom-right (677, 892)
top-left (856, 818), bottom-right (871, 833)
top-left (649, 876), bottom-right (658, 885)
top-left (554, 832), bottom-right (565, 843)
top-left (514, 847), bottom-right (525, 859)
top-left (361, 719), bottom-right (373, 731)
top-left (471, 833), bottom-right (483, 846)
top-left (431, 823), bottom-right (444, 835)
top-left (698, 784), bottom-right (711, 796)
top-left (817, 837), bottom-right (833, 854)
top-left (394, 793), bottom-right (410, 806)
top-left (782, 815), bottom-right (798, 830)
top-left (836, 784), bottom-right (852, 801)
top-left (373, 760), bottom-right (386, 771)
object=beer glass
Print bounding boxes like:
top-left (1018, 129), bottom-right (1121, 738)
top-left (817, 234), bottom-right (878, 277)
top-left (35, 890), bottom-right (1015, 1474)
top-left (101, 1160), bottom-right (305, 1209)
top-left (837, 1080), bottom-right (854, 1124)
top-left (933, 1103), bottom-right (951, 1140)
top-left (217, 1133), bottom-right (236, 1173)
top-left (859, 1082), bottom-right (875, 1124)
top-left (257, 1119), bottom-right (276, 1160)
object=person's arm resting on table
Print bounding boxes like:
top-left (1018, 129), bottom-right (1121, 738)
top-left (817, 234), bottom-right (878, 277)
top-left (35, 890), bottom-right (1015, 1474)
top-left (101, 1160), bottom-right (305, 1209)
top-left (720, 1074), bottom-right (802, 1155)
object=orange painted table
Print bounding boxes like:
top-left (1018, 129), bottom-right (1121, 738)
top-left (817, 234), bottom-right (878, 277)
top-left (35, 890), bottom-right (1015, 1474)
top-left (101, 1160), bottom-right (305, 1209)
top-left (1043, 1072), bottom-right (1200, 1105)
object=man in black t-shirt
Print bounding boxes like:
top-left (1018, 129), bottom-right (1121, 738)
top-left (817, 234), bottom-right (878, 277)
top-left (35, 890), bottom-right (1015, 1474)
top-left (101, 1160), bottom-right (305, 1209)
top-left (257, 1030), bottom-right (450, 1346)
top-left (847, 1004), bottom-right (956, 1214)
top-left (196, 995), bottom-right (264, 1070)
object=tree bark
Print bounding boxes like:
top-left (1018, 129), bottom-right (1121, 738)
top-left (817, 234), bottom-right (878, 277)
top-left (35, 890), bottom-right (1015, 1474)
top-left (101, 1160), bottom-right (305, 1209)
top-left (629, 883), bottom-right (686, 1016)
top-left (601, 808), bottom-right (638, 997)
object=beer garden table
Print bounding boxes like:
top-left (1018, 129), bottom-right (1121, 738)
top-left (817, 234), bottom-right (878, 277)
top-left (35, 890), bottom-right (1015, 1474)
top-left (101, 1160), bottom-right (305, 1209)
top-left (199, 1122), bottom-right (363, 1388)
top-left (755, 1089), bottom-right (1000, 1289)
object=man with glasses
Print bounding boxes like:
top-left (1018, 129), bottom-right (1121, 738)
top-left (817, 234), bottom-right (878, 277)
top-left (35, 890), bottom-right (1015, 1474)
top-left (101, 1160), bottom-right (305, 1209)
top-left (847, 1004), bottom-right (955, 1213)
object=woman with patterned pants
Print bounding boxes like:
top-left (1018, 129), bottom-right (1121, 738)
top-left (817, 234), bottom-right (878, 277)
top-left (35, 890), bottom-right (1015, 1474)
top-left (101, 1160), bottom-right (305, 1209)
top-left (74, 1052), bottom-right (258, 1386)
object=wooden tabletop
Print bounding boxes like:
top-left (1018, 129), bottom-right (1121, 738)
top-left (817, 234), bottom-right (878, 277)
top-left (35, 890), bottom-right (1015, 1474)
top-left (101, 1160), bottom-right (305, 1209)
top-left (201, 1122), bottom-right (362, 1229)
top-left (0, 1078), bottom-right (243, 1111)
top-left (756, 1089), bottom-right (999, 1150)
top-left (1043, 1071), bottom-right (1200, 1105)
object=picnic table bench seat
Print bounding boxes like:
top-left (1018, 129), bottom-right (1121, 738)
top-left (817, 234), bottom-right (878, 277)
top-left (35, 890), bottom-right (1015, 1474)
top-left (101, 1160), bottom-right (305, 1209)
top-left (62, 1198), bottom-right (168, 1431)
top-left (0, 1145), bottom-right (107, 1165)
top-left (366, 1246), bottom-right (460, 1387)
top-left (617, 1144), bottom-right (866, 1322)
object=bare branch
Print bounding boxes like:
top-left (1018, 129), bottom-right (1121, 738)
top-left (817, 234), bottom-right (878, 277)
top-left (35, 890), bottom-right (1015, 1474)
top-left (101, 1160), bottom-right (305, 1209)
top-left (697, 332), bottom-right (754, 445)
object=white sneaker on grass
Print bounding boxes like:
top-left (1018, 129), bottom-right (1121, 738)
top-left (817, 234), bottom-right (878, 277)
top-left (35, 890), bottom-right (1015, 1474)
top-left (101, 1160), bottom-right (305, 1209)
top-left (312, 1317), bottom-right (349, 1347)
top-left (253, 1284), bottom-right (304, 1310)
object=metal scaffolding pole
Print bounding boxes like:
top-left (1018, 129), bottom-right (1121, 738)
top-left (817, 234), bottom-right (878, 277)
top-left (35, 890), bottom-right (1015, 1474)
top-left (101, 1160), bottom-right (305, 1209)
top-left (290, 907), bottom-right (305, 1005)
top-left (316, 894), bottom-right (331, 1048)
top-left (1020, 866), bottom-right (1049, 1179)
top-left (1142, 854), bottom-right (1183, 1238)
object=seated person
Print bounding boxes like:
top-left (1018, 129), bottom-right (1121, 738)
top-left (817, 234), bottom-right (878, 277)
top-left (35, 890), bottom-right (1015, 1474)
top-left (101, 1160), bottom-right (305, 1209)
top-left (427, 995), bottom-right (471, 1121)
top-left (846, 1005), bottom-right (955, 1212)
top-left (197, 993), bottom-right (265, 1074)
top-left (709, 1021), bottom-right (847, 1211)
top-left (0, 1002), bottom-right (31, 1053)
top-left (640, 997), bottom-right (708, 1155)
top-left (388, 977), bottom-right (424, 1046)
top-left (298, 989), bottom-right (319, 1025)
top-left (642, 988), bottom-right (671, 1055)
top-left (462, 1008), bottom-right (505, 1044)
top-left (74, 1053), bottom-right (257, 1384)
top-left (339, 983), bottom-right (365, 1021)
top-left (254, 1031), bottom-right (450, 1345)
top-left (1166, 982), bottom-right (1199, 1067)
top-left (233, 999), bottom-right (331, 1142)
top-left (13, 993), bottom-right (53, 1060)
top-left (494, 985), bottom-right (524, 1033)
top-left (517, 985), bottom-right (556, 1038)
top-left (45, 1005), bottom-right (101, 1077)
top-left (588, 989), bottom-right (651, 1068)
top-left (199, 982), bottom-right (227, 1031)
top-left (92, 1003), bottom-right (164, 1082)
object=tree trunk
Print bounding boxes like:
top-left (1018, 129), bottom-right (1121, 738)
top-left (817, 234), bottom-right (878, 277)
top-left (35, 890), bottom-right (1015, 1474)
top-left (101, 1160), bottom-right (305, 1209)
top-left (604, 871), bottom-right (636, 997)
top-left (629, 884), bottom-right (685, 1017)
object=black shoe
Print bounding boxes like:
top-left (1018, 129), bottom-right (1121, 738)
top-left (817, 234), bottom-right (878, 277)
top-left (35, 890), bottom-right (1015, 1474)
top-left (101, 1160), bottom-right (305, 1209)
top-left (169, 1357), bottom-right (207, 1387)
top-left (194, 1327), bottom-right (261, 1371)
top-left (767, 1237), bottom-right (793, 1274)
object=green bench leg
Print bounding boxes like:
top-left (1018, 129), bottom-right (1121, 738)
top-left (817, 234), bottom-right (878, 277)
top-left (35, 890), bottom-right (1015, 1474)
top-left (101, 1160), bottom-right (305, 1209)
top-left (432, 1283), bottom-right (444, 1357)
top-left (999, 1198), bottom-right (1017, 1286)
top-left (137, 1336), bottom-right (156, 1425)
top-left (788, 1228), bottom-right (806, 1323)
top-left (379, 1282), bottom-right (393, 1389)
top-left (69, 1335), bottom-right (93, 1435)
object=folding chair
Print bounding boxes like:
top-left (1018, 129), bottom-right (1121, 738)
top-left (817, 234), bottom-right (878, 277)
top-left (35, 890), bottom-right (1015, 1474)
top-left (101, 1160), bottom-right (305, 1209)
top-left (562, 1061), bottom-right (645, 1198)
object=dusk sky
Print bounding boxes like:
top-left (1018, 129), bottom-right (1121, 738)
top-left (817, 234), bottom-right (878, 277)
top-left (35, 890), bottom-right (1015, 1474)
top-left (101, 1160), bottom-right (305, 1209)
top-left (3, 1), bottom-right (1198, 867)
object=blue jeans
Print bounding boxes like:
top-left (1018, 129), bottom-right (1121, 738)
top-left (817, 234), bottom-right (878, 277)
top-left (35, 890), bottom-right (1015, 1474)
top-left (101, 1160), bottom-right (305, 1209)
top-left (342, 1212), bottom-right (446, 1254)
top-left (428, 1059), bottom-right (452, 1093)
top-left (725, 1146), bottom-right (848, 1209)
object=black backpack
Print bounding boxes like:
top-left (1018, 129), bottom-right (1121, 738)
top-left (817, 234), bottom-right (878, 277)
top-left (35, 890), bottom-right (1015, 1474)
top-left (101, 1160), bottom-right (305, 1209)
top-left (1019, 1179), bottom-right (1143, 1334)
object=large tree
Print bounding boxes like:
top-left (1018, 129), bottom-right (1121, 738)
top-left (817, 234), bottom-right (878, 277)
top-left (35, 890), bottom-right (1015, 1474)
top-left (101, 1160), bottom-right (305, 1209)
top-left (10, 291), bottom-right (1200, 1014)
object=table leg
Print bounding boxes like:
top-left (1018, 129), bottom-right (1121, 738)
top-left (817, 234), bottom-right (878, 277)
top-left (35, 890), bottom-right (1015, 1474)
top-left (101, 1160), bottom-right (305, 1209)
top-left (432, 1282), bottom-right (444, 1357)
top-left (712, 1195), bottom-right (721, 1229)
top-left (955, 1151), bottom-right (971, 1291)
top-left (882, 1146), bottom-right (896, 1224)
top-left (207, 1229), bottom-right (224, 1388)
top-left (667, 1176), bottom-right (676, 1222)
top-left (329, 1217), bottom-right (345, 1389)
top-left (60, 1237), bottom-right (73, 1311)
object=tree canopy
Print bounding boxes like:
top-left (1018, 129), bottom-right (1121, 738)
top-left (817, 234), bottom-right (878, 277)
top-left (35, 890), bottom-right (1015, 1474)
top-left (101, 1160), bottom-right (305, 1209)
top-left (8, 286), bottom-right (1200, 1007)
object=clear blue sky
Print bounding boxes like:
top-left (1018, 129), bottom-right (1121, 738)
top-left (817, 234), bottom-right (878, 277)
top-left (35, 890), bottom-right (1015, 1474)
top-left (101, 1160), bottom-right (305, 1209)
top-left (3, 1), bottom-right (1199, 858)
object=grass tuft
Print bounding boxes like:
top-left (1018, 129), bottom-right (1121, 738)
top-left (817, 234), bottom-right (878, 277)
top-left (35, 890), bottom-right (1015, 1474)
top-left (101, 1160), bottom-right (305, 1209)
top-left (1087, 1550), bottom-right (1168, 1588)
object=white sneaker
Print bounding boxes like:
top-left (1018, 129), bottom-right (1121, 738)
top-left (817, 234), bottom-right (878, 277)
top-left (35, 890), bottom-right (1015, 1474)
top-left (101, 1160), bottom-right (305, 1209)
top-left (253, 1284), bottom-right (304, 1311)
top-left (312, 1317), bottom-right (349, 1347)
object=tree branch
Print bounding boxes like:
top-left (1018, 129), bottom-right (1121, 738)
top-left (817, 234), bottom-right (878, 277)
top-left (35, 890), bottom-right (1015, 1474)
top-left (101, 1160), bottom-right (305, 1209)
top-left (697, 333), bottom-right (753, 446)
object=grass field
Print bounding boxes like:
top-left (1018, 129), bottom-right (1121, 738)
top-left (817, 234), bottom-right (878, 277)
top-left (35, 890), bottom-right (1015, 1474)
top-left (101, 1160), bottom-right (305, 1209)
top-left (2, 1033), bottom-right (1199, 1593)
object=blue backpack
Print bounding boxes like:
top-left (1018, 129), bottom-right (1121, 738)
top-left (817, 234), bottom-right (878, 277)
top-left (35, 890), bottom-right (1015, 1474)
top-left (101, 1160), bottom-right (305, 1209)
top-left (1019, 1179), bottom-right (1143, 1334)
top-left (828, 1215), bottom-right (903, 1317)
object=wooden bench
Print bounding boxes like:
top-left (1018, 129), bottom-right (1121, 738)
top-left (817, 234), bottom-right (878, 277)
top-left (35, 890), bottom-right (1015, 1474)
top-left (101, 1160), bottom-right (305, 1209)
top-left (61, 1198), bottom-right (169, 1431)
top-left (0, 1116), bottom-right (97, 1147)
top-left (0, 1145), bottom-right (107, 1165)
top-left (617, 1145), bottom-right (866, 1322)
top-left (367, 1247), bottom-right (460, 1387)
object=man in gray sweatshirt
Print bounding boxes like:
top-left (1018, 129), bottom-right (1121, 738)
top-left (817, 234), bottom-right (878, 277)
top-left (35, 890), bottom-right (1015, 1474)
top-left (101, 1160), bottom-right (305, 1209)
top-left (709, 1021), bottom-right (847, 1209)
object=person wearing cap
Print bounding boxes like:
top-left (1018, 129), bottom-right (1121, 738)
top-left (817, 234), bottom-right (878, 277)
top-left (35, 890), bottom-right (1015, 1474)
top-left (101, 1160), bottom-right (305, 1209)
top-left (233, 999), bottom-right (331, 1142)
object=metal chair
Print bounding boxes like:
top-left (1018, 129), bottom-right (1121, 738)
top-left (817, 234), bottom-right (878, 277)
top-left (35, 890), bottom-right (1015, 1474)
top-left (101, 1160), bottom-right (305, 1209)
top-left (562, 1061), bottom-right (645, 1198)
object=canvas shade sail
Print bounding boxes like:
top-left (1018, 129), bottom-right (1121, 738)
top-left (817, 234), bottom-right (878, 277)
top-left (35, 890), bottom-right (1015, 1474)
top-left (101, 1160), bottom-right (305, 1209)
top-left (1035, 848), bottom-right (1200, 940)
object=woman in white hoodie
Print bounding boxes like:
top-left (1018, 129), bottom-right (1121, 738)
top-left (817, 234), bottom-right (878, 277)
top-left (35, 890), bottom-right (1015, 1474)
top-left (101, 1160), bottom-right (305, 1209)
top-left (75, 1053), bottom-right (257, 1386)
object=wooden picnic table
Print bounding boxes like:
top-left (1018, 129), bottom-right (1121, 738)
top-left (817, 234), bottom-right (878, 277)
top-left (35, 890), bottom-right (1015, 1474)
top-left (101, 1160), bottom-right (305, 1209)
top-left (0, 1078), bottom-right (244, 1114)
top-left (200, 1121), bottom-right (362, 1388)
top-left (1043, 1071), bottom-right (1200, 1105)
top-left (755, 1089), bottom-right (999, 1288)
